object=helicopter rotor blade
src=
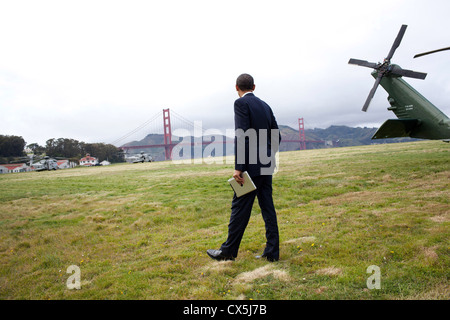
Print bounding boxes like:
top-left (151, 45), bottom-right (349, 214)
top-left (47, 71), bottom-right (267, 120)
top-left (391, 67), bottom-right (427, 80)
top-left (348, 58), bottom-right (379, 69)
top-left (362, 74), bottom-right (383, 112)
top-left (10, 158), bottom-right (29, 163)
top-left (414, 46), bottom-right (450, 58)
top-left (386, 24), bottom-right (407, 60)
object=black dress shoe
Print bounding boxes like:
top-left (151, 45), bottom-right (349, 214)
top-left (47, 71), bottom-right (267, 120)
top-left (206, 249), bottom-right (234, 261)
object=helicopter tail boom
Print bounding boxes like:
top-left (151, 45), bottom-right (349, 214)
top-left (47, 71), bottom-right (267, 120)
top-left (377, 74), bottom-right (450, 140)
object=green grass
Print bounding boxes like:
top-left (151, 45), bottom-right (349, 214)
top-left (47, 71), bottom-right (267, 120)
top-left (0, 140), bottom-right (448, 299)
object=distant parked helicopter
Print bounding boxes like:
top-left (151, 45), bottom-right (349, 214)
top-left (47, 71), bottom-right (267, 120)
top-left (348, 24), bottom-right (450, 141)
top-left (11, 155), bottom-right (65, 171)
top-left (125, 151), bottom-right (153, 163)
top-left (32, 156), bottom-right (60, 171)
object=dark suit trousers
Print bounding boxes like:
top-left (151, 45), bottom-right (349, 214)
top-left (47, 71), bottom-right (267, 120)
top-left (220, 175), bottom-right (279, 260)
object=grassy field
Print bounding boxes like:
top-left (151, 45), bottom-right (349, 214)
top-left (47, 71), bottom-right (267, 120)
top-left (0, 140), bottom-right (448, 300)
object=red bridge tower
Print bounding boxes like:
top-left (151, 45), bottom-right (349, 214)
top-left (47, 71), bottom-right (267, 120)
top-left (163, 108), bottom-right (173, 160)
top-left (298, 118), bottom-right (306, 150)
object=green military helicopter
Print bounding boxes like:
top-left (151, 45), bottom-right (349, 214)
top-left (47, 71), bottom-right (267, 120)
top-left (348, 24), bottom-right (450, 142)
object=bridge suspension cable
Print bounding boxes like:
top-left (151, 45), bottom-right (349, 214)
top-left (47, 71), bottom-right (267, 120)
top-left (170, 109), bottom-right (207, 136)
top-left (110, 110), bottom-right (163, 146)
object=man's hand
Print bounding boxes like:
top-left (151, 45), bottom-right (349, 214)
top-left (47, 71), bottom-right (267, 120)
top-left (233, 170), bottom-right (244, 185)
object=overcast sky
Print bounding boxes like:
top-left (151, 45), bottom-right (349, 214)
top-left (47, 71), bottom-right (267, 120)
top-left (1, 0), bottom-right (449, 146)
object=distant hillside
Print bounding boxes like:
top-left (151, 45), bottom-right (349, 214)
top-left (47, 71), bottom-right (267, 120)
top-left (122, 125), bottom-right (418, 160)
top-left (303, 125), bottom-right (416, 147)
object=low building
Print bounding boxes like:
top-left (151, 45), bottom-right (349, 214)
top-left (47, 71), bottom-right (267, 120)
top-left (79, 154), bottom-right (98, 166)
top-left (0, 163), bottom-right (29, 173)
top-left (57, 159), bottom-right (78, 169)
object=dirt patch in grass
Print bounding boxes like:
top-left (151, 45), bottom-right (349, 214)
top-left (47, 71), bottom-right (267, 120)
top-left (202, 260), bottom-right (234, 273)
top-left (233, 265), bottom-right (291, 285)
top-left (422, 246), bottom-right (439, 261)
top-left (430, 215), bottom-right (448, 223)
top-left (401, 282), bottom-right (450, 300)
top-left (283, 236), bottom-right (316, 245)
top-left (315, 266), bottom-right (343, 276)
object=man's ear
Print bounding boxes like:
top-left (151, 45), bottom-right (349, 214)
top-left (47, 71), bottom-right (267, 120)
top-left (236, 85), bottom-right (243, 97)
top-left (252, 84), bottom-right (256, 91)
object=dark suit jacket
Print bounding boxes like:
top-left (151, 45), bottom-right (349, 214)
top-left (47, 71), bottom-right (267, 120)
top-left (234, 93), bottom-right (281, 177)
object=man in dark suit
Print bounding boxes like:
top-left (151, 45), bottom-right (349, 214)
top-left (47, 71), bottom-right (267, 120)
top-left (207, 73), bottom-right (281, 262)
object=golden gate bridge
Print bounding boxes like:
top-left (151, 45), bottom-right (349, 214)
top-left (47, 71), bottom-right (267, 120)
top-left (112, 108), bottom-right (324, 161)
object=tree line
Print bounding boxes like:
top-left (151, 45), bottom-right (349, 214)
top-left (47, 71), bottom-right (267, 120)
top-left (0, 135), bottom-right (124, 163)
top-left (0, 135), bottom-right (26, 158)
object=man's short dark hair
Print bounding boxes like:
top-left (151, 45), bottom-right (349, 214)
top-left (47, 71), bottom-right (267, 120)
top-left (236, 73), bottom-right (254, 91)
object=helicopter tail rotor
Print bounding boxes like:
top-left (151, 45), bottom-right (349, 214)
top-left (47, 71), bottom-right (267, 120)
top-left (348, 24), bottom-right (427, 112)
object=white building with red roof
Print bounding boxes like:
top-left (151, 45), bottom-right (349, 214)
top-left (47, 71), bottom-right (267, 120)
top-left (0, 163), bottom-right (29, 173)
top-left (79, 153), bottom-right (98, 166)
top-left (57, 159), bottom-right (77, 169)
